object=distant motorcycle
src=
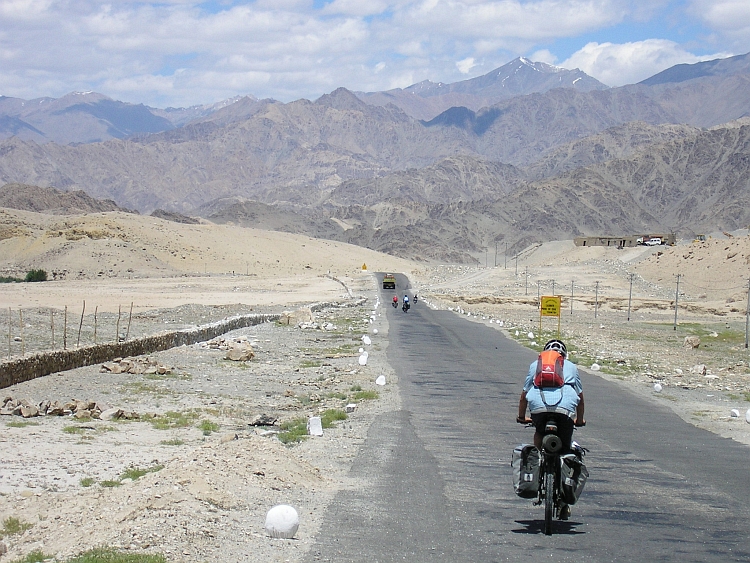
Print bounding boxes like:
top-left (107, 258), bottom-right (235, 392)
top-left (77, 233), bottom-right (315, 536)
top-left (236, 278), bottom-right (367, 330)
top-left (392, 300), bottom-right (398, 308)
top-left (402, 301), bottom-right (410, 313)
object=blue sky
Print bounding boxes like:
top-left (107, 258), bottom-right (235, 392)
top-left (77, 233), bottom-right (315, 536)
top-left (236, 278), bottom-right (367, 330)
top-left (0, 0), bottom-right (747, 108)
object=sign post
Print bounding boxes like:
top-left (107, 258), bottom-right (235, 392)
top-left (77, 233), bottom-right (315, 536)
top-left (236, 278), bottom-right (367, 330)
top-left (539, 295), bottom-right (562, 337)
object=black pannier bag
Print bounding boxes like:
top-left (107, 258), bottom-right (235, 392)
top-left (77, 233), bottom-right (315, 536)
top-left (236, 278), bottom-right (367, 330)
top-left (560, 453), bottom-right (589, 505)
top-left (512, 444), bottom-right (540, 498)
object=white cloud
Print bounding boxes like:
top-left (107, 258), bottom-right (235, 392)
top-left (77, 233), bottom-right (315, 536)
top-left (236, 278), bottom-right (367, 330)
top-left (322, 0), bottom-right (391, 16)
top-left (562, 40), bottom-right (730, 86)
top-left (456, 57), bottom-right (476, 73)
top-left (690, 0), bottom-right (750, 32)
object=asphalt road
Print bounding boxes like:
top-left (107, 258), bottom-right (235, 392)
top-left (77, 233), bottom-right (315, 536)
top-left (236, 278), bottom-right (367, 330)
top-left (306, 274), bottom-right (750, 562)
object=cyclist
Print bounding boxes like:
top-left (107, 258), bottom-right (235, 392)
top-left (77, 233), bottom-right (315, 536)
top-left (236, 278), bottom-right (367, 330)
top-left (516, 339), bottom-right (585, 519)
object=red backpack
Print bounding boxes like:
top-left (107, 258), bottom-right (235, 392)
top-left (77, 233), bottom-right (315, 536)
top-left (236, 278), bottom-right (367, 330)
top-left (533, 350), bottom-right (565, 388)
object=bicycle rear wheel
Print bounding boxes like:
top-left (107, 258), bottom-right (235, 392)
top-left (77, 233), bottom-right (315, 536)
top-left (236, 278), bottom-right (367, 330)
top-left (543, 470), bottom-right (554, 535)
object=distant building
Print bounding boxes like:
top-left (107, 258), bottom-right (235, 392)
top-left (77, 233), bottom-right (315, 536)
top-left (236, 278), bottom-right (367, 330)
top-left (573, 234), bottom-right (676, 248)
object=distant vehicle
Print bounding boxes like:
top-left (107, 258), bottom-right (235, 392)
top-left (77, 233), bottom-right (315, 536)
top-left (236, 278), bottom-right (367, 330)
top-left (382, 274), bottom-right (396, 289)
top-left (693, 234), bottom-right (707, 243)
top-left (645, 238), bottom-right (662, 246)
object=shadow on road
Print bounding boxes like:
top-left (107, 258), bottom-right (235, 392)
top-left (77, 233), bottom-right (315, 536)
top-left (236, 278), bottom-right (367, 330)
top-left (511, 519), bottom-right (586, 535)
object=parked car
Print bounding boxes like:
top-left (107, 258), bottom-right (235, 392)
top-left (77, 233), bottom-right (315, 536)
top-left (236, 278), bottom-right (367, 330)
top-left (645, 237), bottom-right (662, 246)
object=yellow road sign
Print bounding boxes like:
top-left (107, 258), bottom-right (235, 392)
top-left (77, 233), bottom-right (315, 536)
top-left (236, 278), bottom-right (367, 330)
top-left (540, 296), bottom-right (561, 317)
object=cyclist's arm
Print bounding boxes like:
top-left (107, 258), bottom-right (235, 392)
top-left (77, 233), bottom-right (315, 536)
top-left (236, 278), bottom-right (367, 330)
top-left (517, 391), bottom-right (532, 424)
top-left (575, 392), bottom-right (585, 426)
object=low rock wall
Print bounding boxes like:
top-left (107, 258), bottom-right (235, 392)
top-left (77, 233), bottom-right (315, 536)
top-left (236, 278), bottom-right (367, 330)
top-left (0, 313), bottom-right (279, 389)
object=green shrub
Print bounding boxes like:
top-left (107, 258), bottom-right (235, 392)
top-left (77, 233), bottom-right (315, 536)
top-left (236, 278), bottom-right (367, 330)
top-left (80, 477), bottom-right (96, 487)
top-left (120, 464), bottom-right (163, 481)
top-left (197, 419), bottom-right (220, 436)
top-left (278, 417), bottom-right (308, 444)
top-left (321, 409), bottom-right (347, 428)
top-left (7, 549), bottom-right (49, 563)
top-left (353, 390), bottom-right (379, 401)
top-left (24, 269), bottom-right (47, 282)
top-left (0, 516), bottom-right (32, 539)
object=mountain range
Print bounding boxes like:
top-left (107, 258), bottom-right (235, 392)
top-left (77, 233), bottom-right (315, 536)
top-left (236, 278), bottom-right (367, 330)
top-left (1, 52), bottom-right (750, 262)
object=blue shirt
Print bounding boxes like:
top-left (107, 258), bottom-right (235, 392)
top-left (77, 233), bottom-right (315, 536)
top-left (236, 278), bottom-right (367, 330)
top-left (523, 358), bottom-right (582, 417)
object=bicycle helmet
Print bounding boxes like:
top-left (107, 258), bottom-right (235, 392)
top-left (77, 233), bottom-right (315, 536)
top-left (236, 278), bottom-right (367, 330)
top-left (543, 339), bottom-right (567, 358)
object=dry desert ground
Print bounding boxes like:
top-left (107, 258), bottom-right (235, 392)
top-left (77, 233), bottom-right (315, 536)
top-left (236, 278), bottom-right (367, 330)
top-left (1, 209), bottom-right (749, 562)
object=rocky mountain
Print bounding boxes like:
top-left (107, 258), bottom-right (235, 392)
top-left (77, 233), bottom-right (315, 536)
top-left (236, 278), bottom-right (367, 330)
top-left (1, 53), bottom-right (750, 262)
top-left (356, 57), bottom-right (608, 120)
top-left (0, 183), bottom-right (135, 215)
top-left (640, 52), bottom-right (750, 86)
top-left (0, 92), bottom-right (175, 144)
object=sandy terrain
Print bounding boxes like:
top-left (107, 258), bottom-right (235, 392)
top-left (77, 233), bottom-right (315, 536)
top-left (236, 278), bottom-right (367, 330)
top-left (1, 209), bottom-right (750, 562)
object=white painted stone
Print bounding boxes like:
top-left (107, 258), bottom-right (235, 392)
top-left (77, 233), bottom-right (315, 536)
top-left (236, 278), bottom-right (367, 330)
top-left (746, 409), bottom-right (750, 424)
top-left (265, 505), bottom-right (300, 538)
top-left (362, 335), bottom-right (371, 345)
top-left (345, 403), bottom-right (357, 413)
top-left (527, 332), bottom-right (534, 339)
top-left (730, 409), bottom-right (740, 418)
top-left (375, 375), bottom-right (386, 386)
top-left (653, 383), bottom-right (662, 393)
top-left (307, 417), bottom-right (323, 436)
top-left (590, 363), bottom-right (600, 371)
top-left (358, 354), bottom-right (368, 366)
top-left (372, 329), bottom-right (378, 334)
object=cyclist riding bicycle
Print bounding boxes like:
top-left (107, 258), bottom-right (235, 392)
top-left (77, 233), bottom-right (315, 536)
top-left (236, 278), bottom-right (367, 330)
top-left (517, 339), bottom-right (585, 519)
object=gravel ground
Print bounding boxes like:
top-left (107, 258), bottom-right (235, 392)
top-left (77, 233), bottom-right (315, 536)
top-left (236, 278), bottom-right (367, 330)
top-left (0, 277), bottom-right (399, 563)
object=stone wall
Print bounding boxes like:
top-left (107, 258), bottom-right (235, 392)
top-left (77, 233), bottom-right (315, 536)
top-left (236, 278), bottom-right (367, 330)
top-left (0, 313), bottom-right (279, 389)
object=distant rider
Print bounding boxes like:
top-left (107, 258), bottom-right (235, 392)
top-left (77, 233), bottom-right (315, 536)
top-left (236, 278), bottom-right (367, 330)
top-left (516, 339), bottom-right (585, 520)
top-left (393, 295), bottom-right (399, 306)
top-left (403, 295), bottom-right (409, 305)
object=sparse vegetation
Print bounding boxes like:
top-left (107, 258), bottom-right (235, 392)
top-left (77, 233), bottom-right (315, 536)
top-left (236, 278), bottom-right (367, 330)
top-left (99, 479), bottom-right (122, 488)
top-left (321, 408), bottom-right (347, 428)
top-left (6, 420), bottom-right (40, 428)
top-left (80, 477), bottom-right (96, 487)
top-left (278, 417), bottom-right (309, 444)
top-left (120, 464), bottom-right (163, 481)
top-left (353, 390), bottom-right (379, 401)
top-left (197, 419), bottom-right (220, 435)
top-left (160, 438), bottom-right (184, 446)
top-left (67, 547), bottom-right (167, 563)
top-left (1, 516), bottom-right (33, 539)
top-left (150, 410), bottom-right (199, 430)
top-left (7, 550), bottom-right (49, 563)
top-left (0, 275), bottom-right (23, 283)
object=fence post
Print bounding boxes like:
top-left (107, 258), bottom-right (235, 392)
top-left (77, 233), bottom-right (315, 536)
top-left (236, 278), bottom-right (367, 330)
top-left (77, 300), bottom-right (85, 347)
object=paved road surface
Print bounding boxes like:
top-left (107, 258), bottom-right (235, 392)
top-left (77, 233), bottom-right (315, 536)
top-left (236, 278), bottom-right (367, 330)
top-left (306, 275), bottom-right (750, 562)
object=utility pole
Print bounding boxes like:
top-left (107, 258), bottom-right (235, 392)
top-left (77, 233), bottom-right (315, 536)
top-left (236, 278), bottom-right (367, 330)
top-left (504, 242), bottom-right (508, 269)
top-left (570, 280), bottom-right (574, 315)
top-left (745, 278), bottom-right (749, 349)
top-left (494, 242), bottom-right (498, 267)
top-left (537, 280), bottom-right (540, 304)
top-left (552, 279), bottom-right (555, 296)
top-left (673, 274), bottom-right (681, 330)
top-left (485, 248), bottom-right (488, 268)
top-left (594, 281), bottom-right (599, 319)
top-left (515, 254), bottom-right (518, 276)
top-left (525, 266), bottom-right (529, 295)
top-left (627, 273), bottom-right (634, 321)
